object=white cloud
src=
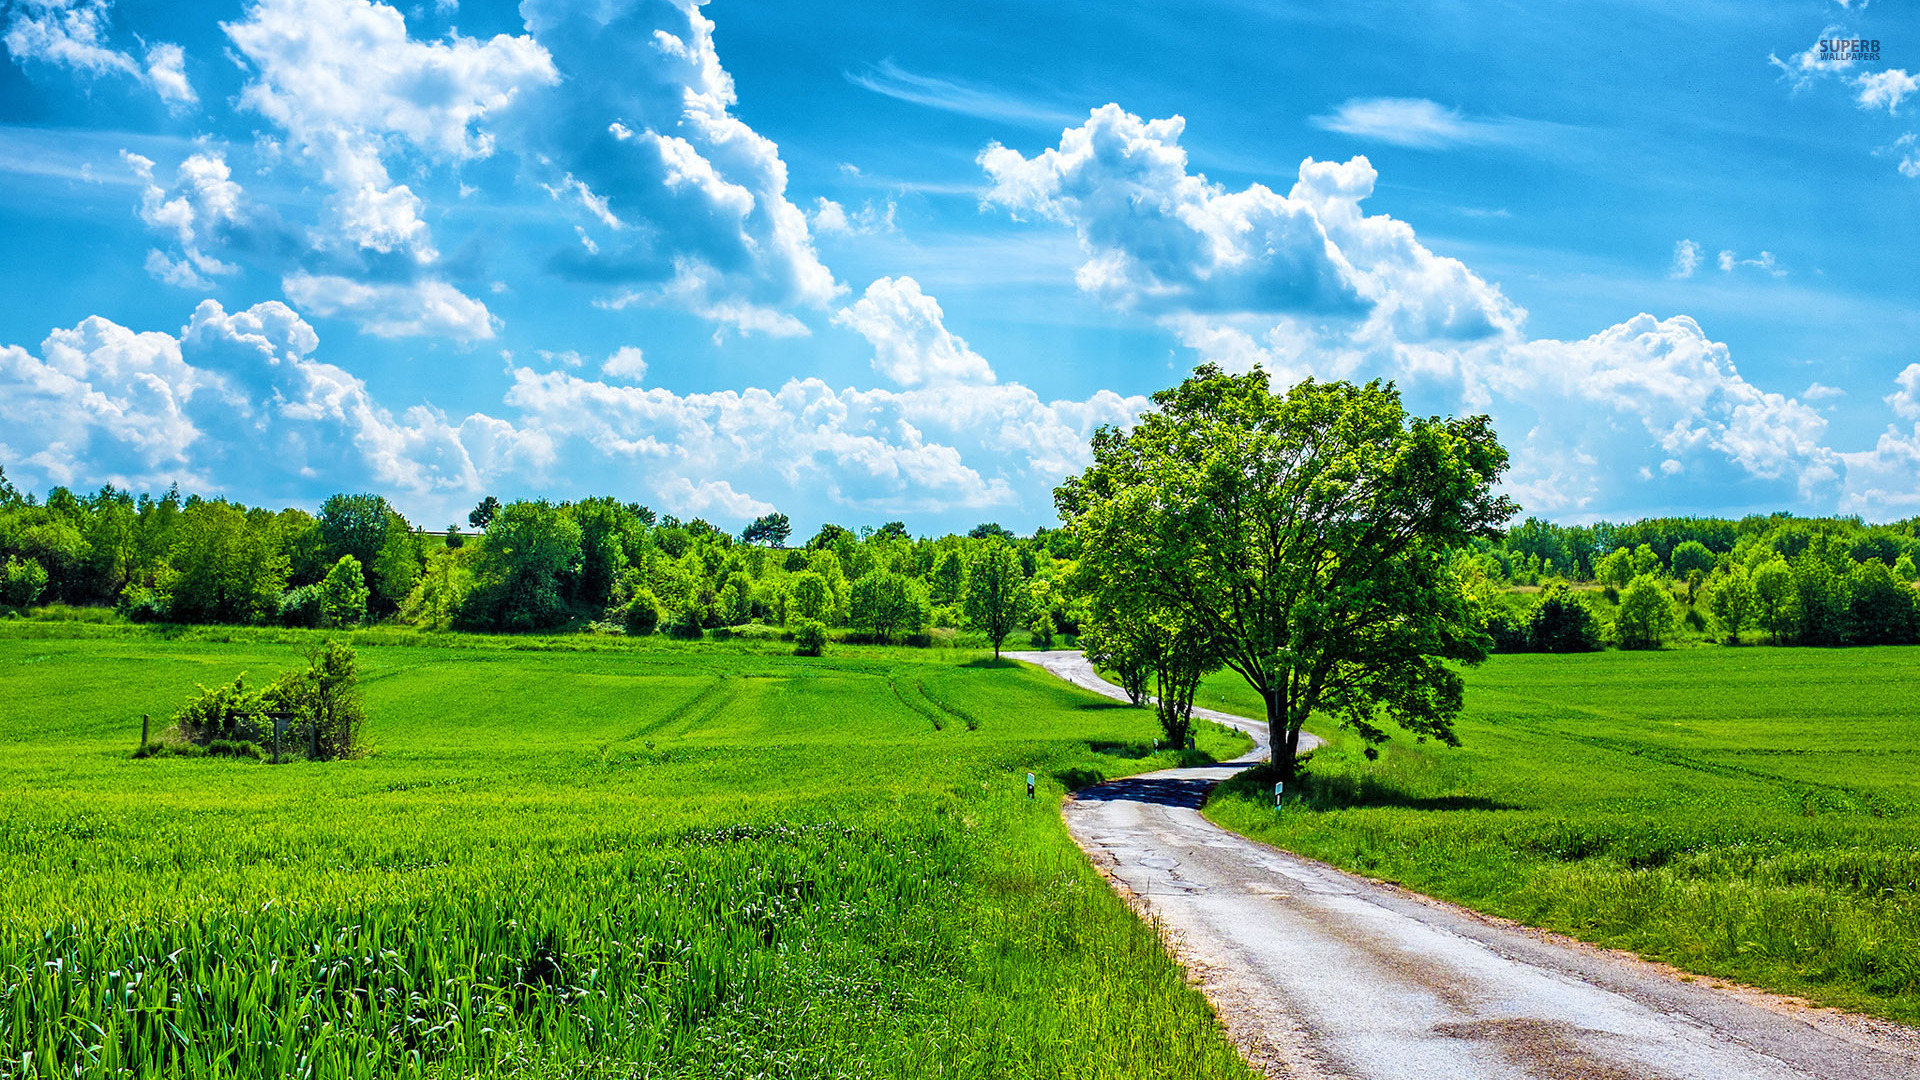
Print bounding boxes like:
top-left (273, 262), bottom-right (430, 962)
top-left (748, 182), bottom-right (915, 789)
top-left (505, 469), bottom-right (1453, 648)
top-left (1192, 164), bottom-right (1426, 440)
top-left (602, 346), bottom-right (647, 382)
top-left (3, 0), bottom-right (195, 108)
top-left (282, 273), bottom-right (498, 341)
top-left (1309, 97), bottom-right (1512, 149)
top-left (1670, 239), bottom-right (1702, 279)
top-left (1855, 68), bottom-right (1917, 113)
top-left (132, 151), bottom-right (244, 285)
top-left (981, 105), bottom-right (1365, 317)
top-left (809, 195), bottom-right (895, 236)
top-left (1716, 249), bottom-right (1785, 276)
top-left (832, 277), bottom-right (996, 387)
top-left (982, 103), bottom-right (1890, 515)
top-left (1770, 27), bottom-right (1856, 91)
top-left (981, 106), bottom-right (1522, 345)
top-left (1888, 363), bottom-right (1920, 421)
top-left (1804, 382), bottom-right (1847, 401)
top-left (658, 477), bottom-right (772, 521)
top-left (225, 0), bottom-right (558, 263)
top-left (517, 0), bottom-right (842, 333)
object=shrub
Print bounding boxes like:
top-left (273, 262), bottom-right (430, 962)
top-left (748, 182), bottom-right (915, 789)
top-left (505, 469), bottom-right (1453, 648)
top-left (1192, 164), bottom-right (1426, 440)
top-left (1, 556), bottom-right (48, 608)
top-left (1028, 609), bottom-right (1056, 649)
top-left (278, 583), bottom-right (325, 627)
top-left (1526, 584), bottom-right (1602, 652)
top-left (320, 554), bottom-right (370, 628)
top-left (793, 618), bottom-right (827, 657)
top-left (117, 584), bottom-right (171, 623)
top-left (620, 588), bottom-right (662, 636)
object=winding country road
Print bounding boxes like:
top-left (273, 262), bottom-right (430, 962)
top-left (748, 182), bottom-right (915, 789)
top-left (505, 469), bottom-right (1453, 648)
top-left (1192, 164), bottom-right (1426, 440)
top-left (1006, 650), bottom-right (1920, 1080)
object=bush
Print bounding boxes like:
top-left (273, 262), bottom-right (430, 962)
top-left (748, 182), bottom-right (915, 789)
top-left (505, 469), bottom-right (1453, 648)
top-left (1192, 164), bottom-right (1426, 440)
top-left (620, 588), bottom-right (662, 636)
top-left (2, 556), bottom-right (48, 608)
top-left (793, 618), bottom-right (827, 657)
top-left (1526, 584), bottom-right (1602, 652)
top-left (117, 584), bottom-right (171, 623)
top-left (278, 583), bottom-right (325, 628)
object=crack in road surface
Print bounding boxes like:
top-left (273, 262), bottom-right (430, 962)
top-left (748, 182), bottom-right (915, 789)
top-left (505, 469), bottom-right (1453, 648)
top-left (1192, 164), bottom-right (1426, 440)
top-left (1005, 650), bottom-right (1920, 1080)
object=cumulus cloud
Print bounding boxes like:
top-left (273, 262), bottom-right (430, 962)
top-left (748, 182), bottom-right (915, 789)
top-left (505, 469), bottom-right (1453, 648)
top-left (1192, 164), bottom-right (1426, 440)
top-left (980, 102), bottom-right (1913, 515)
top-left (3, 0), bottom-right (196, 108)
top-left (980, 106), bottom-right (1522, 345)
top-left (0, 300), bottom-right (547, 503)
top-left (225, 0), bottom-right (558, 264)
top-left (516, 0), bottom-right (842, 334)
top-left (0, 298), bottom-right (1146, 525)
top-left (1856, 68), bottom-right (1918, 113)
top-left (129, 151), bottom-right (245, 287)
top-left (832, 277), bottom-right (995, 387)
top-left (282, 273), bottom-right (498, 341)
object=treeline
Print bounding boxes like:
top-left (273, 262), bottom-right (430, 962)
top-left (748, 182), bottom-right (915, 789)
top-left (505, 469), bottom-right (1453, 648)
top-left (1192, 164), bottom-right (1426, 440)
top-left (0, 467), bottom-right (1076, 647)
top-left (1475, 515), bottom-right (1920, 650)
top-left (4, 464), bottom-right (1916, 652)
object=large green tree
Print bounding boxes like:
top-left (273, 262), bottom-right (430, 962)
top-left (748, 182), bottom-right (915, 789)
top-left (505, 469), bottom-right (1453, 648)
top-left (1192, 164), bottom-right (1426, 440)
top-left (1057, 366), bottom-right (1513, 779)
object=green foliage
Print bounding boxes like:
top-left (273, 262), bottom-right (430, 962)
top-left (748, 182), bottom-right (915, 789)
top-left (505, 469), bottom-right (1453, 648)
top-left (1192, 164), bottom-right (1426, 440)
top-left (1707, 565), bottom-right (1758, 643)
top-left (1895, 553), bottom-right (1918, 582)
top-left (1847, 560), bottom-right (1918, 645)
top-left (458, 501), bottom-right (584, 632)
top-left (739, 511), bottom-right (791, 547)
top-left (962, 540), bottom-right (1027, 658)
top-left (2, 555), bottom-right (48, 607)
top-left (1630, 543), bottom-right (1663, 579)
top-left (276, 583), bottom-right (325, 628)
top-left (620, 587), bottom-right (662, 636)
top-left (849, 570), bottom-right (930, 642)
top-left (1525, 583), bottom-right (1602, 652)
top-left (792, 617), bottom-right (827, 656)
top-left (164, 500), bottom-right (288, 624)
top-left (1670, 539), bottom-right (1715, 579)
top-left (319, 554), bottom-right (369, 628)
top-left (1203, 647), bottom-right (1920, 1026)
top-left (787, 571), bottom-right (832, 623)
top-left (1613, 574), bottom-right (1678, 649)
top-left (1058, 366), bottom-right (1512, 775)
top-left (468, 495), bottom-right (500, 529)
top-left (1593, 547), bottom-right (1634, 589)
top-left (1028, 609), bottom-right (1056, 650)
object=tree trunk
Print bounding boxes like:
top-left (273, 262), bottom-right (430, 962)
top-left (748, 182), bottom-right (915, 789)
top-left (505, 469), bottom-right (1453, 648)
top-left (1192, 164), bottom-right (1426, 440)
top-left (1264, 687), bottom-right (1295, 781)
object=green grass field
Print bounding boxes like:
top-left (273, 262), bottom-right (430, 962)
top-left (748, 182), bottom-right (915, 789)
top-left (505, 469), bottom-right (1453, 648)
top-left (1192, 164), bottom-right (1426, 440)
top-left (0, 623), bottom-right (1253, 1079)
top-left (1200, 647), bottom-right (1920, 1023)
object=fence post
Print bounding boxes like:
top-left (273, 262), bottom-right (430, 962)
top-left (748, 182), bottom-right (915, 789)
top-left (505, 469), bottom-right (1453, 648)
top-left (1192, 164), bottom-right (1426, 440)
top-left (140, 714), bottom-right (149, 750)
top-left (272, 715), bottom-right (282, 765)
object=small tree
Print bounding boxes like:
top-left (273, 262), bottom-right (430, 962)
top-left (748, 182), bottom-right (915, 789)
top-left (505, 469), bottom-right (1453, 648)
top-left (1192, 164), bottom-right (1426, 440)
top-left (1848, 560), bottom-right (1918, 645)
top-left (1594, 548), bottom-right (1634, 589)
top-left (1752, 558), bottom-right (1797, 644)
top-left (850, 571), bottom-right (930, 642)
top-left (788, 571), bottom-right (832, 622)
top-left (263, 640), bottom-right (366, 759)
top-left (740, 512), bottom-right (792, 547)
top-left (319, 555), bottom-right (369, 628)
top-left (1707, 566), bottom-right (1757, 644)
top-left (468, 495), bottom-right (501, 530)
top-left (1671, 540), bottom-right (1715, 580)
top-left (1614, 575), bottom-right (1677, 649)
top-left (963, 541), bottom-right (1027, 658)
top-left (1630, 544), bottom-right (1663, 579)
top-left (1028, 609), bottom-right (1056, 649)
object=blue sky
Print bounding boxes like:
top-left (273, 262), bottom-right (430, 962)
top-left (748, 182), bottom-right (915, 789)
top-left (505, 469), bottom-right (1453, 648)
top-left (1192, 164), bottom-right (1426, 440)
top-left (2, 0), bottom-right (1916, 534)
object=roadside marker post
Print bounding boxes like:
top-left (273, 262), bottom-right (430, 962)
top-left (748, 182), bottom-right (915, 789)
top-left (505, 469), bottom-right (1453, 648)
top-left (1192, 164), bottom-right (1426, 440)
top-left (1026, 772), bottom-right (1036, 800)
top-left (1274, 781), bottom-right (1285, 809)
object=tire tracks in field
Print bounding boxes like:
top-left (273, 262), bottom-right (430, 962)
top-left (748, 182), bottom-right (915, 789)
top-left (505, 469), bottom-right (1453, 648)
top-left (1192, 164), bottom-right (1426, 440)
top-left (1011, 650), bottom-right (1920, 1080)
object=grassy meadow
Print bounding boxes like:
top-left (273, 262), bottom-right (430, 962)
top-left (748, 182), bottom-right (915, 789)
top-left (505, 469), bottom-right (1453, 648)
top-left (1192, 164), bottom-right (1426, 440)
top-left (0, 621), bottom-right (1253, 1079)
top-left (1201, 646), bottom-right (1920, 1023)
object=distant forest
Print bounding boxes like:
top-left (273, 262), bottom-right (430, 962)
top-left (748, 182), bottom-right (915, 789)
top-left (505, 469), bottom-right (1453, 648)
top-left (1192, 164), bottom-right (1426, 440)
top-left (1, 465), bottom-right (1916, 649)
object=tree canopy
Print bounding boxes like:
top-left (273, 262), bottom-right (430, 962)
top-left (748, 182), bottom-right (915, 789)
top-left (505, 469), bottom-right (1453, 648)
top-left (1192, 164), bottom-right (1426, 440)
top-left (1057, 366), bottom-right (1514, 779)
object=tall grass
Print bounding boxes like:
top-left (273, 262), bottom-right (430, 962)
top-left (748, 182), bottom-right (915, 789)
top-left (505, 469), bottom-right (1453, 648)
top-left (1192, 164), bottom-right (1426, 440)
top-left (1202, 646), bottom-right (1920, 1023)
top-left (0, 625), bottom-right (1254, 1078)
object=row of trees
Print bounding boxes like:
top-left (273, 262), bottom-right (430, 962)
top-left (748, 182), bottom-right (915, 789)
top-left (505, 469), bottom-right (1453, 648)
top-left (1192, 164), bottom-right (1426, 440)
top-left (0, 465), bottom-right (1061, 652)
top-left (1489, 513), bottom-right (1920, 586)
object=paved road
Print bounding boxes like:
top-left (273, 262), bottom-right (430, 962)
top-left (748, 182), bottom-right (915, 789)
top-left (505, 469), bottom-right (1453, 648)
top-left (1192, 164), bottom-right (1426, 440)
top-left (1009, 650), bottom-right (1920, 1080)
